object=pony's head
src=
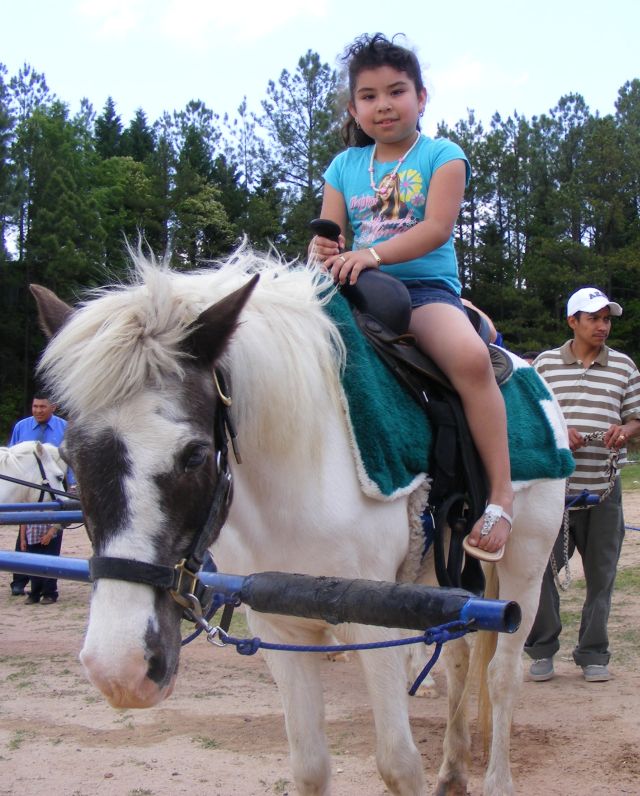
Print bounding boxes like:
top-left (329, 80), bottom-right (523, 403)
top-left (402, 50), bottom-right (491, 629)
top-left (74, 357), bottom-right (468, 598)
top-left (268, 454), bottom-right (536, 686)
top-left (0, 441), bottom-right (67, 504)
top-left (31, 251), bottom-right (261, 708)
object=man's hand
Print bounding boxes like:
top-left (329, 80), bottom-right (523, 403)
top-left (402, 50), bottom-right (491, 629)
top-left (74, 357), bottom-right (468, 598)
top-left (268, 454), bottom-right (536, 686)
top-left (41, 526), bottom-right (57, 546)
top-left (567, 427), bottom-right (586, 451)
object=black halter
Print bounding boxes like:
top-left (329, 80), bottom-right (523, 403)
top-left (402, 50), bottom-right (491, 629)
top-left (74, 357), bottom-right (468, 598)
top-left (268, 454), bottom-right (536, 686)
top-left (88, 369), bottom-right (237, 615)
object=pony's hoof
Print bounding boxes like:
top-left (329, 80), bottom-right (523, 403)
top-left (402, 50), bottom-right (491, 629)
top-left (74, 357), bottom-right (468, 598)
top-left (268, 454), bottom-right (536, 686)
top-left (435, 779), bottom-right (468, 796)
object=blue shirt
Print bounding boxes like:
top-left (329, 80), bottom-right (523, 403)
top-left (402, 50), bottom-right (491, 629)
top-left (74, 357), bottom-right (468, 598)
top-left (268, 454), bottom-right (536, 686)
top-left (323, 134), bottom-right (470, 294)
top-left (9, 414), bottom-right (68, 446)
top-left (9, 414), bottom-right (75, 484)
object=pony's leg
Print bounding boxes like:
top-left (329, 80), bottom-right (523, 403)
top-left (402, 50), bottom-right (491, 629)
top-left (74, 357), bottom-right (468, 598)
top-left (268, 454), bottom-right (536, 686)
top-left (480, 568), bottom-right (524, 796)
top-left (349, 626), bottom-right (425, 795)
top-left (434, 637), bottom-right (471, 796)
top-left (482, 485), bottom-right (565, 796)
top-left (248, 613), bottom-right (331, 796)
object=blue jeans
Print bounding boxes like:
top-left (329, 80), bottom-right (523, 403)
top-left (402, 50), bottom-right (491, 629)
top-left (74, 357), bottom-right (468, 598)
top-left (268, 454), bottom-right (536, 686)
top-left (26, 531), bottom-right (64, 601)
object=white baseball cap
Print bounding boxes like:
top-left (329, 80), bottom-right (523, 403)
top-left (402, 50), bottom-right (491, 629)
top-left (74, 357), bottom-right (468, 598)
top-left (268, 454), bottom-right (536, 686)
top-left (567, 287), bottom-right (622, 318)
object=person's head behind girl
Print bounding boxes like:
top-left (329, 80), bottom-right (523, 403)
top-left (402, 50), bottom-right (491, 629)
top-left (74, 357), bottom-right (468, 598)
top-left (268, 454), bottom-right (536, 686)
top-left (342, 33), bottom-right (426, 148)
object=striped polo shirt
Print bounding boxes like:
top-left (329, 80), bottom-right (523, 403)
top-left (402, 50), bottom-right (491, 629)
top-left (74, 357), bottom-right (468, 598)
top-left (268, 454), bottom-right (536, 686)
top-left (534, 340), bottom-right (640, 498)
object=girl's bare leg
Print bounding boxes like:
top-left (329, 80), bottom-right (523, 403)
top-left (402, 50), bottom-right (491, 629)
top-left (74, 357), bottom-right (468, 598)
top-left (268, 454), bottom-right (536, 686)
top-left (409, 303), bottom-right (513, 554)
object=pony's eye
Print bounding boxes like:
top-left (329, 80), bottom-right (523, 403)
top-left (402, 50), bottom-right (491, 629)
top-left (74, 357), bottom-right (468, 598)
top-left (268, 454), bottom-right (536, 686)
top-left (182, 445), bottom-right (209, 472)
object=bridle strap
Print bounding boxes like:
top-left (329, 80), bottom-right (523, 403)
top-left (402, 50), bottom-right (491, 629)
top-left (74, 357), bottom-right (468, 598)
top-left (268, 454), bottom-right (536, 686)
top-left (89, 556), bottom-right (178, 589)
top-left (33, 451), bottom-right (56, 503)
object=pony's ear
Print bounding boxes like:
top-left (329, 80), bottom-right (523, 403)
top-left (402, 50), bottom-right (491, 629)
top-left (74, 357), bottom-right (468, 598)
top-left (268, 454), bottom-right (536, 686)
top-left (30, 284), bottom-right (74, 338)
top-left (35, 440), bottom-right (44, 456)
top-left (185, 274), bottom-right (260, 366)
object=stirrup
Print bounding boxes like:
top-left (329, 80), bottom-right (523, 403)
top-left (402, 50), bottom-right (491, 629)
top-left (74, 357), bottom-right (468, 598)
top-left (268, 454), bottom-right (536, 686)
top-left (462, 503), bottom-right (513, 563)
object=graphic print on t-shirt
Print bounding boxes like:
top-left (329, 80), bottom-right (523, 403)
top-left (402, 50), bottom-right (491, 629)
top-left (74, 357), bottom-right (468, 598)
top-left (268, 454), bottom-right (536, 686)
top-left (351, 168), bottom-right (426, 248)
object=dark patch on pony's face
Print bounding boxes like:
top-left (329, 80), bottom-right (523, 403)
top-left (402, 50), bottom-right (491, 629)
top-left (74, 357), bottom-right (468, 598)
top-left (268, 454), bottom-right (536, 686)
top-left (153, 369), bottom-right (223, 563)
top-left (144, 591), bottom-right (183, 686)
top-left (64, 425), bottom-right (131, 552)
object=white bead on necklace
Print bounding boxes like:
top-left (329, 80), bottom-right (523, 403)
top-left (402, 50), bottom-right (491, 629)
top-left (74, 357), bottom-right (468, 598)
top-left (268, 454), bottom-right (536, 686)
top-left (368, 131), bottom-right (421, 198)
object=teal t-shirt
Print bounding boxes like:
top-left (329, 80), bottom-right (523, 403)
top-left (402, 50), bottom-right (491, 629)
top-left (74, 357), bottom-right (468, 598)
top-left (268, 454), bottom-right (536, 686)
top-left (323, 135), bottom-right (470, 293)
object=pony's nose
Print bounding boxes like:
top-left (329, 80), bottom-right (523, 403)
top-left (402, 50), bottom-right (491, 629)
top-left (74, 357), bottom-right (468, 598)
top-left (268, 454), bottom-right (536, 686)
top-left (80, 646), bottom-right (175, 708)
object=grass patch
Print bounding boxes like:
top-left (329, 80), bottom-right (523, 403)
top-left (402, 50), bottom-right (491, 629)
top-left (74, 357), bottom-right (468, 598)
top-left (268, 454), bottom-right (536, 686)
top-left (7, 730), bottom-right (34, 750)
top-left (621, 462), bottom-right (640, 490)
top-left (615, 566), bottom-right (640, 590)
top-left (192, 735), bottom-right (219, 749)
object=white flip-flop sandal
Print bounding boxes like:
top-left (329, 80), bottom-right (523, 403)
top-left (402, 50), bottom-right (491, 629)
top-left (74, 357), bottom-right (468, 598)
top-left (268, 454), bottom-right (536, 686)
top-left (462, 504), bottom-right (513, 563)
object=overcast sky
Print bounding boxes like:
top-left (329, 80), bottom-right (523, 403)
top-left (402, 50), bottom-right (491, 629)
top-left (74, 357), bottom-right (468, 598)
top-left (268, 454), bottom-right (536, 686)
top-left (3, 0), bottom-right (638, 136)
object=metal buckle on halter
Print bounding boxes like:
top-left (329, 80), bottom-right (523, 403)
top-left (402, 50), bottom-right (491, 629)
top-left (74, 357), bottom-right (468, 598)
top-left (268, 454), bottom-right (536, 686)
top-left (170, 558), bottom-right (201, 611)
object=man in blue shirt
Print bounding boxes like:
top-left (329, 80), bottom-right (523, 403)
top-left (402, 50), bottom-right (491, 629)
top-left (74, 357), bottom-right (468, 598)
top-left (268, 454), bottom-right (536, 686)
top-left (9, 394), bottom-right (68, 447)
top-left (8, 393), bottom-right (68, 600)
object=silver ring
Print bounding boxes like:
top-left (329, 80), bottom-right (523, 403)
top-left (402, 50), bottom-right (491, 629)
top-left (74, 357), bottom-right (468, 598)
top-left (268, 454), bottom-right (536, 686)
top-left (339, 255), bottom-right (346, 263)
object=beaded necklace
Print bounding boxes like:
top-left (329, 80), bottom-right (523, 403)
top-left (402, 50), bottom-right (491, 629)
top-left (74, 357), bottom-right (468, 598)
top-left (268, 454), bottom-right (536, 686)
top-left (368, 131), bottom-right (421, 198)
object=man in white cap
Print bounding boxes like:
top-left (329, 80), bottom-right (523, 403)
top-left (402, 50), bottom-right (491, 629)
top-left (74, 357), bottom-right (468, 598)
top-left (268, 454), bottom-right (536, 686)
top-left (525, 287), bottom-right (640, 682)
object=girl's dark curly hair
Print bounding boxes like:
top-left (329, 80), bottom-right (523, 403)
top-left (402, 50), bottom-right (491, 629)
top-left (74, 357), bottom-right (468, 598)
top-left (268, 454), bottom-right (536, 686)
top-left (341, 33), bottom-right (425, 147)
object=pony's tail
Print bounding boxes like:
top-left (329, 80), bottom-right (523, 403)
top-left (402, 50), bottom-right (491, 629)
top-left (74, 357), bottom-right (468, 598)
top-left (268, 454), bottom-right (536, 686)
top-left (469, 563), bottom-right (499, 758)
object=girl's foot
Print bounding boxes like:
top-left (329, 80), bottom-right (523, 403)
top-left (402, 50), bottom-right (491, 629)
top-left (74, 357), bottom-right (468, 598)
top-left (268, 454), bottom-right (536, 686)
top-left (462, 504), bottom-right (513, 562)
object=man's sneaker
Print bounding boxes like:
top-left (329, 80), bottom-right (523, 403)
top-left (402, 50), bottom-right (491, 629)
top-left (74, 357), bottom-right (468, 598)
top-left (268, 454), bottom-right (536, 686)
top-left (582, 664), bottom-right (610, 682)
top-left (529, 658), bottom-right (554, 681)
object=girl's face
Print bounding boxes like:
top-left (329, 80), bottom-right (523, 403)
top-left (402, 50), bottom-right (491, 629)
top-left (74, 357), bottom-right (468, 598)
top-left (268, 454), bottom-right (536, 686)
top-left (349, 65), bottom-right (426, 152)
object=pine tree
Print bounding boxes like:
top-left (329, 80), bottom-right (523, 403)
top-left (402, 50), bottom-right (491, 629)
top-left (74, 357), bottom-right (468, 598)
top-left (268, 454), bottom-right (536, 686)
top-left (95, 97), bottom-right (123, 159)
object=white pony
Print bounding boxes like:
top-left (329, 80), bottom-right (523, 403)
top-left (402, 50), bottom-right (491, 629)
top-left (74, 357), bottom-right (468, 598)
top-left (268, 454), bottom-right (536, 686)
top-left (31, 247), bottom-right (569, 796)
top-left (0, 441), bottom-right (67, 504)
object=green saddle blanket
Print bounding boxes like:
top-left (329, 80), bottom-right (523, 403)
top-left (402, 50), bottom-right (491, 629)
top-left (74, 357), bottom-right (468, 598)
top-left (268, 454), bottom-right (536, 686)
top-left (325, 291), bottom-right (574, 500)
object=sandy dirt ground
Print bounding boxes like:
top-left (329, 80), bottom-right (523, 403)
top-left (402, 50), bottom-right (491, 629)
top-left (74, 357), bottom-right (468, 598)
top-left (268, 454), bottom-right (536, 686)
top-left (1, 495), bottom-right (640, 796)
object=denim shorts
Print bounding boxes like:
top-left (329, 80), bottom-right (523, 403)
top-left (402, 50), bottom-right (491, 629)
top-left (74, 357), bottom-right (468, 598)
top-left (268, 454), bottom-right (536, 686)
top-left (404, 280), bottom-right (465, 312)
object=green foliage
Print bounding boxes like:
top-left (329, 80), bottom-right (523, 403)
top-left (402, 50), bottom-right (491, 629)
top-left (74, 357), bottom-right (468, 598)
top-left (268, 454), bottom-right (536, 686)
top-left (0, 54), bottom-right (638, 423)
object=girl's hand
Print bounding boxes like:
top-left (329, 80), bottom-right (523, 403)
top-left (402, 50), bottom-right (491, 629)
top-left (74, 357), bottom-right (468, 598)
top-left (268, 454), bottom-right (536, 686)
top-left (308, 234), bottom-right (345, 263)
top-left (325, 249), bottom-right (380, 285)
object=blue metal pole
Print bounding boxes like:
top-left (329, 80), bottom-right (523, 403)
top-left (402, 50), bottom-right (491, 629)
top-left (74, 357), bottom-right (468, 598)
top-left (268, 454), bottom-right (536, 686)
top-left (0, 551), bottom-right (520, 633)
top-left (0, 510), bottom-right (84, 524)
top-left (0, 501), bottom-right (80, 511)
top-left (460, 596), bottom-right (521, 632)
top-left (4, 551), bottom-right (90, 582)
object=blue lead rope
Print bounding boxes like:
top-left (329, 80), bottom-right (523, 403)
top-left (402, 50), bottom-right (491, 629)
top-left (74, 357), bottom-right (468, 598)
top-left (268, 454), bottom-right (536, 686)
top-left (205, 616), bottom-right (475, 696)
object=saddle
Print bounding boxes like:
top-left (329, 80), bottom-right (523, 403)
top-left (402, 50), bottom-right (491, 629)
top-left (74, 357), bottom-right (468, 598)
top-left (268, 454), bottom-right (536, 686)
top-left (341, 270), bottom-right (513, 596)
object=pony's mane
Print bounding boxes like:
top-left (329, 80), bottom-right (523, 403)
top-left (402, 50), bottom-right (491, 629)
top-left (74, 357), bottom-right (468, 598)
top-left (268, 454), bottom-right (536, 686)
top-left (38, 246), bottom-right (346, 454)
